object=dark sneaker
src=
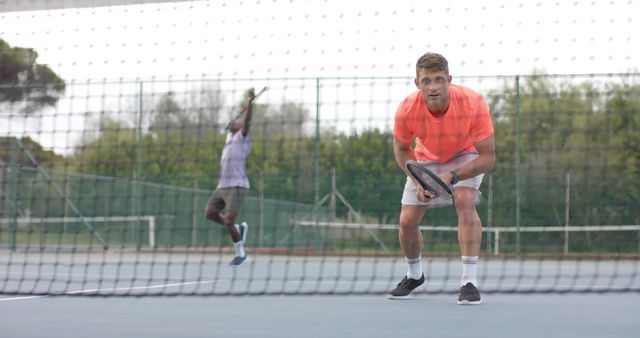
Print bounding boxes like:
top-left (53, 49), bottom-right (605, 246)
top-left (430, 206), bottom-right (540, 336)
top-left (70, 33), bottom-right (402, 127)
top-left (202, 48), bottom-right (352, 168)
top-left (239, 222), bottom-right (248, 242)
top-left (229, 255), bottom-right (248, 267)
top-left (457, 282), bottom-right (482, 305)
top-left (387, 274), bottom-right (425, 299)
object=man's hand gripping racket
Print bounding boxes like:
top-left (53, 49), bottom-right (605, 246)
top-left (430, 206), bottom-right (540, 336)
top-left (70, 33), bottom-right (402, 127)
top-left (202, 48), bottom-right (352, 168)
top-left (405, 160), bottom-right (454, 201)
top-left (227, 86), bottom-right (268, 130)
top-left (248, 86), bottom-right (268, 104)
top-left (238, 86), bottom-right (268, 115)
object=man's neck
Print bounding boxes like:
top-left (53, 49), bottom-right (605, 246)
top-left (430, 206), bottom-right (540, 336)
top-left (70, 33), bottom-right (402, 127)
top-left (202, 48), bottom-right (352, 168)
top-left (427, 105), bottom-right (448, 118)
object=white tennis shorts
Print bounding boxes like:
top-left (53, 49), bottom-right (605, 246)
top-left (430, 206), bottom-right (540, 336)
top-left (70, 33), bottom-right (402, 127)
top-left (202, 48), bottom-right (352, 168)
top-left (401, 152), bottom-right (483, 208)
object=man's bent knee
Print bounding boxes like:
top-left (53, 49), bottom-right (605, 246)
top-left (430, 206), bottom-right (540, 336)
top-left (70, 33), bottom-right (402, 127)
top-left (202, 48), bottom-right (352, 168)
top-left (205, 205), bottom-right (219, 221)
top-left (224, 211), bottom-right (238, 225)
top-left (453, 188), bottom-right (479, 211)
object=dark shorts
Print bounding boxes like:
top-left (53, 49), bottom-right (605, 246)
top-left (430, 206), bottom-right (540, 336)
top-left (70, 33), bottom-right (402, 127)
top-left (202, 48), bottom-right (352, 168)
top-left (207, 187), bottom-right (248, 213)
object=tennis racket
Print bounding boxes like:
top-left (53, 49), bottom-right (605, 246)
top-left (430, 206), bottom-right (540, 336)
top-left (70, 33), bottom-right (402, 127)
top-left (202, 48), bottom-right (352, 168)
top-left (253, 86), bottom-right (268, 100)
top-left (405, 160), bottom-right (454, 200)
top-left (227, 86), bottom-right (268, 129)
top-left (236, 86), bottom-right (268, 114)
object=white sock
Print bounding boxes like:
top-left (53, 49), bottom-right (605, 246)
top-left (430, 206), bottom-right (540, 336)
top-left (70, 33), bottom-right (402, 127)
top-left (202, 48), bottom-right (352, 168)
top-left (406, 256), bottom-right (423, 280)
top-left (461, 256), bottom-right (478, 286)
top-left (232, 224), bottom-right (245, 257)
top-left (234, 240), bottom-right (245, 258)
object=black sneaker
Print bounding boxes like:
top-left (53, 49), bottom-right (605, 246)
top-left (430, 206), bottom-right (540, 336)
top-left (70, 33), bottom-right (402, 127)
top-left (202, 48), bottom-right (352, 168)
top-left (387, 274), bottom-right (425, 299)
top-left (229, 255), bottom-right (248, 267)
top-left (457, 282), bottom-right (482, 305)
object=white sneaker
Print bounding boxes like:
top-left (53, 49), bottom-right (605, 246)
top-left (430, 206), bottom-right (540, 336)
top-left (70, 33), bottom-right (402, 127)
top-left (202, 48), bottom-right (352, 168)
top-left (240, 222), bottom-right (248, 242)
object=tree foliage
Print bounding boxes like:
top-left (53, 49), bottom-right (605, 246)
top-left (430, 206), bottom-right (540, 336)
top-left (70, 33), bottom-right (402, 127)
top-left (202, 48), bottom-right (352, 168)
top-left (487, 73), bottom-right (640, 227)
top-left (0, 39), bottom-right (65, 114)
top-left (0, 136), bottom-right (64, 168)
top-left (59, 74), bottom-right (640, 227)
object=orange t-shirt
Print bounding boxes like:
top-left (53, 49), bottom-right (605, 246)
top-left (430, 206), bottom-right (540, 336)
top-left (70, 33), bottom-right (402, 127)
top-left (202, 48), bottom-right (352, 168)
top-left (394, 84), bottom-right (494, 163)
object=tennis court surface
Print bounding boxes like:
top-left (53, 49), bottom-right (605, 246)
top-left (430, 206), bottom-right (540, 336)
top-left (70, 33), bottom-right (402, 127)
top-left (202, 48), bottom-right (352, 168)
top-left (2, 0), bottom-right (640, 337)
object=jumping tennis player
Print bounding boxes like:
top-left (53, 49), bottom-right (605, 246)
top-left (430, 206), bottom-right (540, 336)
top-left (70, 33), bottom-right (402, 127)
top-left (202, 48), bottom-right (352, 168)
top-left (390, 52), bottom-right (496, 304)
top-left (205, 88), bottom-right (255, 267)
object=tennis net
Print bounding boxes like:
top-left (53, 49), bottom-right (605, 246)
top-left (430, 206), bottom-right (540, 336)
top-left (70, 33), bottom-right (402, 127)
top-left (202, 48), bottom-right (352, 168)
top-left (1, 214), bottom-right (639, 296)
top-left (1, 0), bottom-right (640, 297)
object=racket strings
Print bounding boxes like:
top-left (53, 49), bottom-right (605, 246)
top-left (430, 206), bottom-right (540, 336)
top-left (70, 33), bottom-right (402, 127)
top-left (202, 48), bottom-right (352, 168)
top-left (406, 161), bottom-right (453, 199)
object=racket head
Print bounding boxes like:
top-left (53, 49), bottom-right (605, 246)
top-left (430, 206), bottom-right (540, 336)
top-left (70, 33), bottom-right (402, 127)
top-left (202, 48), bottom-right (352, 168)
top-left (405, 160), bottom-right (454, 200)
top-left (227, 87), bottom-right (268, 130)
top-left (254, 86), bottom-right (268, 99)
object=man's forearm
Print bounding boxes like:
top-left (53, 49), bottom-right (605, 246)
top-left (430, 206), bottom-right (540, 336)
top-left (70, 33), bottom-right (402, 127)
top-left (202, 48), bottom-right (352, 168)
top-left (453, 134), bottom-right (496, 180)
top-left (454, 154), bottom-right (495, 180)
top-left (393, 140), bottom-right (415, 177)
top-left (244, 100), bottom-right (253, 124)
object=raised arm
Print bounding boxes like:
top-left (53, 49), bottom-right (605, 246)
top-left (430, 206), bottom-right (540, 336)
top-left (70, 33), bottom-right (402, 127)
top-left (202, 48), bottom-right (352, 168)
top-left (241, 88), bottom-right (256, 136)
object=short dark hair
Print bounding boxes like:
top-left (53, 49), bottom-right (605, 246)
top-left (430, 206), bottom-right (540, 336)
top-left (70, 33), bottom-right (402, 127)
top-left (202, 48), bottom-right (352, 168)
top-left (415, 52), bottom-right (449, 77)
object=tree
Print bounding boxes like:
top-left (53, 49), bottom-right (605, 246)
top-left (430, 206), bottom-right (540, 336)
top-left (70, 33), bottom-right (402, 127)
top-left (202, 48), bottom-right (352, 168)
top-left (0, 136), bottom-right (64, 168)
top-left (66, 74), bottom-right (640, 229)
top-left (248, 101), bottom-right (313, 199)
top-left (487, 73), bottom-right (640, 227)
top-left (0, 39), bottom-right (65, 114)
top-left (71, 117), bottom-right (138, 177)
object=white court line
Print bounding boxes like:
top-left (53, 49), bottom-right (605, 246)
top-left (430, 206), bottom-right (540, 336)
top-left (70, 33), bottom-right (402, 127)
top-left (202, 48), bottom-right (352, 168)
top-left (0, 279), bottom-right (227, 302)
top-left (3, 271), bottom-right (213, 282)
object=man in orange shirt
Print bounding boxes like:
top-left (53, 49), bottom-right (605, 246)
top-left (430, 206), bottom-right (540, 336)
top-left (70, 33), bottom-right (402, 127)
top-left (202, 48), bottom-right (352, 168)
top-left (389, 52), bottom-right (496, 304)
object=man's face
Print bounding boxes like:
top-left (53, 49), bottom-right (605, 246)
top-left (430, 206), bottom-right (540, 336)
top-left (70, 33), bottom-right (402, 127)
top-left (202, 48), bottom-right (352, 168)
top-left (228, 119), bottom-right (243, 133)
top-left (414, 68), bottom-right (452, 112)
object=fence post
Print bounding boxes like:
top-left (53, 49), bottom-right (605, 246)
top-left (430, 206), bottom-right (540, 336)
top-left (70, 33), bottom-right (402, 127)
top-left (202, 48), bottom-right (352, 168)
top-left (314, 77), bottom-right (322, 251)
top-left (564, 172), bottom-right (571, 254)
top-left (135, 80), bottom-right (144, 250)
top-left (486, 174), bottom-right (493, 254)
top-left (192, 177), bottom-right (198, 247)
top-left (259, 170), bottom-right (264, 247)
top-left (515, 75), bottom-right (522, 256)
top-left (314, 78), bottom-right (321, 207)
top-left (8, 137), bottom-right (18, 251)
